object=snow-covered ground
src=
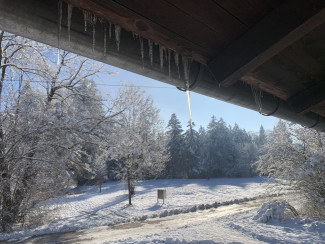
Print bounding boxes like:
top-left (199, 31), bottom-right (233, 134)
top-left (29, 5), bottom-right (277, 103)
top-left (2, 177), bottom-right (325, 243)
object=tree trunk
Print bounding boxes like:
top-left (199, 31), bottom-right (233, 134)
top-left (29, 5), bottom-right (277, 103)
top-left (127, 172), bottom-right (132, 205)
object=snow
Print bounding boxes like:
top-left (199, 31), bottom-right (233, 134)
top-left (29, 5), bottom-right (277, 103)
top-left (2, 177), bottom-right (325, 243)
top-left (253, 200), bottom-right (288, 223)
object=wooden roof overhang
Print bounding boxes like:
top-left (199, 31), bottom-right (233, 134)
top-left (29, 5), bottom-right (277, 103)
top-left (0, 0), bottom-right (325, 130)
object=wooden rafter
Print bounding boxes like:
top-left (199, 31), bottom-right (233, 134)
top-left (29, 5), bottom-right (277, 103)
top-left (208, 0), bottom-right (325, 87)
top-left (288, 83), bottom-right (325, 114)
top-left (63, 0), bottom-right (211, 63)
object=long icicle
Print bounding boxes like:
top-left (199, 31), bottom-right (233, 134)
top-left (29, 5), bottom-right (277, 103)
top-left (115, 24), bottom-right (121, 51)
top-left (57, 0), bottom-right (62, 66)
top-left (182, 55), bottom-right (193, 126)
top-left (103, 25), bottom-right (107, 56)
top-left (83, 10), bottom-right (88, 32)
top-left (92, 14), bottom-right (97, 52)
top-left (168, 49), bottom-right (171, 80)
top-left (139, 36), bottom-right (144, 66)
top-left (148, 39), bottom-right (153, 65)
top-left (109, 22), bottom-right (112, 38)
top-left (174, 52), bottom-right (180, 78)
top-left (159, 45), bottom-right (165, 69)
top-left (67, 4), bottom-right (73, 41)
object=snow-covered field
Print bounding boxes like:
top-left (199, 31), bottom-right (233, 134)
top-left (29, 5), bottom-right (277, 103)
top-left (2, 177), bottom-right (325, 243)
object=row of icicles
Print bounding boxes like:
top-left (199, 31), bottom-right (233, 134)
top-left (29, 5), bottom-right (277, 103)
top-left (57, 1), bottom-right (193, 126)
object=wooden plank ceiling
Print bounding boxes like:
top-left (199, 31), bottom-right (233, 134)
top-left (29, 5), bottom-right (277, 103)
top-left (64, 0), bottom-right (283, 63)
top-left (63, 0), bottom-right (325, 118)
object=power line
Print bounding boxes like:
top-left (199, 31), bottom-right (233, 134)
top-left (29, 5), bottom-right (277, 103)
top-left (7, 79), bottom-right (176, 90)
top-left (95, 84), bottom-right (175, 89)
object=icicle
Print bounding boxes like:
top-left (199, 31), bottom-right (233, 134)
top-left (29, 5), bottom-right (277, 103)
top-left (67, 4), bottom-right (73, 41)
top-left (159, 45), bottom-right (166, 69)
top-left (109, 22), bottom-right (112, 38)
top-left (103, 25), bottom-right (107, 56)
top-left (57, 49), bottom-right (60, 66)
top-left (148, 39), bottom-right (153, 65)
top-left (182, 55), bottom-right (193, 126)
top-left (182, 55), bottom-right (192, 84)
top-left (186, 90), bottom-right (193, 126)
top-left (168, 49), bottom-right (171, 80)
top-left (251, 85), bottom-right (263, 113)
top-left (83, 10), bottom-right (88, 32)
top-left (174, 52), bottom-right (180, 78)
top-left (132, 32), bottom-right (139, 40)
top-left (57, 0), bottom-right (62, 66)
top-left (139, 36), bottom-right (144, 65)
top-left (92, 14), bottom-right (97, 52)
top-left (115, 24), bottom-right (121, 51)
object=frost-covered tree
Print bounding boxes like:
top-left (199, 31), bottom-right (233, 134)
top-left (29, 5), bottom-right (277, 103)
top-left (67, 79), bottom-right (108, 186)
top-left (227, 124), bottom-right (257, 177)
top-left (256, 125), bottom-right (267, 146)
top-left (201, 116), bottom-right (236, 177)
top-left (166, 113), bottom-right (184, 178)
top-left (196, 125), bottom-right (207, 176)
top-left (109, 84), bottom-right (169, 205)
top-left (233, 142), bottom-right (258, 177)
top-left (231, 123), bottom-right (252, 144)
top-left (182, 121), bottom-right (200, 178)
top-left (255, 120), bottom-right (325, 214)
top-left (0, 32), bottom-right (114, 232)
top-left (254, 121), bottom-right (299, 179)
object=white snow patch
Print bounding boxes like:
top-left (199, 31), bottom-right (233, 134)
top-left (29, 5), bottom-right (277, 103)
top-left (253, 200), bottom-right (287, 223)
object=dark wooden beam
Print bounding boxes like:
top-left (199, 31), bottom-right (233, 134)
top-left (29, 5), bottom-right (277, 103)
top-left (288, 83), bottom-right (325, 114)
top-left (208, 0), bottom-right (325, 87)
top-left (63, 0), bottom-right (210, 64)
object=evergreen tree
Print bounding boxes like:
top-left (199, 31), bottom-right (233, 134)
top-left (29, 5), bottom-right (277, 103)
top-left (197, 125), bottom-right (207, 176)
top-left (202, 116), bottom-right (234, 177)
top-left (68, 79), bottom-right (107, 186)
top-left (255, 120), bottom-right (297, 178)
top-left (256, 125), bottom-right (267, 146)
top-left (166, 113), bottom-right (184, 178)
top-left (231, 123), bottom-right (252, 144)
top-left (183, 121), bottom-right (200, 178)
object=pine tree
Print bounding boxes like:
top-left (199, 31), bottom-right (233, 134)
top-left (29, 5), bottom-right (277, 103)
top-left (197, 126), bottom-right (207, 176)
top-left (256, 125), bottom-right (267, 146)
top-left (166, 113), bottom-right (184, 178)
top-left (255, 120), bottom-right (298, 179)
top-left (183, 121), bottom-right (200, 178)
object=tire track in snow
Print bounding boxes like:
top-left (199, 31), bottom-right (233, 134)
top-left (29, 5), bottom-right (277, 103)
top-left (15, 195), bottom-right (284, 244)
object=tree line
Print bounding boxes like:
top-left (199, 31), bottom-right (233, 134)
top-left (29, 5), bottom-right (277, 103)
top-left (161, 114), bottom-right (266, 179)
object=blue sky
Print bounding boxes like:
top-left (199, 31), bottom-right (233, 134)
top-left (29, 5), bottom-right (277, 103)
top-left (97, 65), bottom-right (279, 133)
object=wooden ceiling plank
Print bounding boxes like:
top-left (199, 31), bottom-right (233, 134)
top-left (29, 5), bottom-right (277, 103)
top-left (113, 0), bottom-right (223, 56)
top-left (241, 74), bottom-right (289, 100)
top-left (213, 0), bottom-right (284, 28)
top-left (281, 41), bottom-right (325, 78)
top-left (208, 0), bottom-right (325, 87)
top-left (63, 0), bottom-right (210, 63)
top-left (163, 0), bottom-right (247, 39)
top-left (288, 83), bottom-right (325, 114)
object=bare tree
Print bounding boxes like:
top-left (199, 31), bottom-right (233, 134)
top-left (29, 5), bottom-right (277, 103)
top-left (0, 32), bottom-right (117, 232)
top-left (110, 83), bottom-right (169, 205)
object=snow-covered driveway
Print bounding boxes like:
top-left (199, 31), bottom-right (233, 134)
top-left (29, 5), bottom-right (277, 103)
top-left (4, 178), bottom-right (325, 243)
top-left (13, 197), bottom-right (271, 244)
